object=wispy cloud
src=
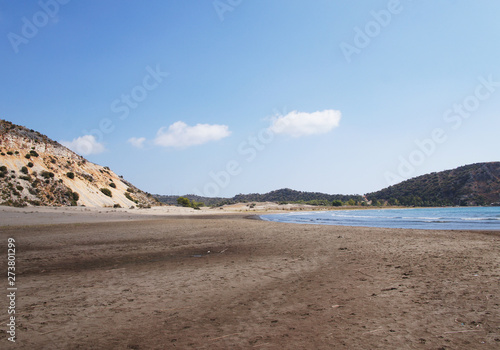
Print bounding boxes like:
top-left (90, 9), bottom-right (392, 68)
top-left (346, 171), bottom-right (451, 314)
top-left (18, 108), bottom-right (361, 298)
top-left (154, 121), bottom-right (231, 148)
top-left (61, 135), bottom-right (105, 156)
top-left (269, 110), bottom-right (342, 137)
top-left (127, 137), bottom-right (146, 148)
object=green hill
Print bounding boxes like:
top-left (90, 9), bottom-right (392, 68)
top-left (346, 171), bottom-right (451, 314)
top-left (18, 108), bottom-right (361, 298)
top-left (155, 188), bottom-right (363, 207)
top-left (367, 162), bottom-right (500, 206)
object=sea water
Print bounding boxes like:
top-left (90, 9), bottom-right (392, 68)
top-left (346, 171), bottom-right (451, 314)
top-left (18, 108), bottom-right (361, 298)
top-left (260, 207), bottom-right (500, 230)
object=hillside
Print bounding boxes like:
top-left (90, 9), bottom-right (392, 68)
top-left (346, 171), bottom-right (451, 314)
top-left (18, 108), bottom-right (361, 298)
top-left (0, 119), bottom-right (160, 208)
top-left (233, 188), bottom-right (363, 204)
top-left (367, 162), bottom-right (500, 206)
top-left (155, 188), bottom-right (363, 206)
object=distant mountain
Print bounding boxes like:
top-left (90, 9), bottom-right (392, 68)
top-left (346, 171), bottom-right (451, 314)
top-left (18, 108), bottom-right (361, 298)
top-left (367, 162), bottom-right (500, 206)
top-left (233, 188), bottom-right (363, 204)
top-left (0, 119), bottom-right (160, 208)
top-left (155, 188), bottom-right (363, 206)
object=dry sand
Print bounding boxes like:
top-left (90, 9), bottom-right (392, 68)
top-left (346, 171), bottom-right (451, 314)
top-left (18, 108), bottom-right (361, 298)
top-left (0, 206), bottom-right (499, 349)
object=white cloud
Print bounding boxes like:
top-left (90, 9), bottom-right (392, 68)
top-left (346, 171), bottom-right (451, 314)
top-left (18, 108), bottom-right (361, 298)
top-left (127, 137), bottom-right (146, 148)
top-left (61, 135), bottom-right (105, 156)
top-left (154, 121), bottom-right (231, 148)
top-left (269, 110), bottom-right (341, 137)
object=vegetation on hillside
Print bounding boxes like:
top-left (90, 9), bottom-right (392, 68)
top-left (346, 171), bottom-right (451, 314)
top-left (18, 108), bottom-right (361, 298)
top-left (177, 196), bottom-right (204, 210)
top-left (367, 162), bottom-right (500, 207)
top-left (155, 189), bottom-right (364, 207)
top-left (0, 119), bottom-right (161, 208)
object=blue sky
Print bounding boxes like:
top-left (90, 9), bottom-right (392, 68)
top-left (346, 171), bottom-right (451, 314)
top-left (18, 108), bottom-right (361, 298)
top-left (1, 0), bottom-right (499, 197)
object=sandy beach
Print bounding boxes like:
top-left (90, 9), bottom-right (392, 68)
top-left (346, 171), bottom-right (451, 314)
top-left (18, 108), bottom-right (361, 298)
top-left (0, 206), bottom-right (499, 349)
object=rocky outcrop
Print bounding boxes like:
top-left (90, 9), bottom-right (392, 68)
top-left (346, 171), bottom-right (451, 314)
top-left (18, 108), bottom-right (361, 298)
top-left (0, 119), bottom-right (160, 208)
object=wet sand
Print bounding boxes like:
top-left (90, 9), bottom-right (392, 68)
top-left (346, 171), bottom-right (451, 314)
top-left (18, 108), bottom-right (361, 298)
top-left (0, 208), bottom-right (499, 349)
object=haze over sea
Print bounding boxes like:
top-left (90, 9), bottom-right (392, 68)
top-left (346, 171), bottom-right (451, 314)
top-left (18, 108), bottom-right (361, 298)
top-left (261, 207), bottom-right (500, 230)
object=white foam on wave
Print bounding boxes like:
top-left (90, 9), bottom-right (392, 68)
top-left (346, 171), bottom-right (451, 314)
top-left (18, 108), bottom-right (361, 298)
top-left (330, 214), bottom-right (374, 219)
top-left (462, 217), bottom-right (500, 221)
top-left (403, 217), bottom-right (444, 221)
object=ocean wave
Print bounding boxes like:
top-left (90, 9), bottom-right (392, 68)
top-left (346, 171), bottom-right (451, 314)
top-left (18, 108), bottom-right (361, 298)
top-left (260, 207), bottom-right (500, 230)
top-left (331, 214), bottom-right (400, 219)
top-left (462, 217), bottom-right (500, 221)
top-left (403, 217), bottom-right (445, 221)
top-left (284, 212), bottom-right (316, 217)
top-left (330, 214), bottom-right (372, 218)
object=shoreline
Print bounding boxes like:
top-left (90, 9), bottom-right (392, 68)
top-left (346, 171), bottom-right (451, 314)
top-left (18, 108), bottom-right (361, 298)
top-left (2, 205), bottom-right (499, 232)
